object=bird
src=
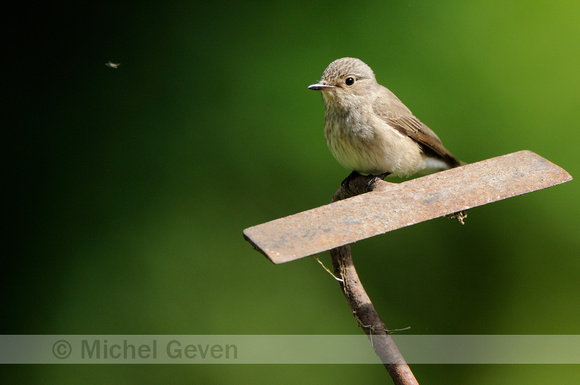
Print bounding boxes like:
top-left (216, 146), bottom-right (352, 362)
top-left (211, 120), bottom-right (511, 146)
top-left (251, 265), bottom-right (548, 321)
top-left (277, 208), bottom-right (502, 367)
top-left (308, 57), bottom-right (461, 179)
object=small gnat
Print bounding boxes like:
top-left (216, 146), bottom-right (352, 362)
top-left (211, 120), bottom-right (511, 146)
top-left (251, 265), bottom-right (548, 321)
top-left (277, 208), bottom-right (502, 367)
top-left (105, 61), bottom-right (120, 69)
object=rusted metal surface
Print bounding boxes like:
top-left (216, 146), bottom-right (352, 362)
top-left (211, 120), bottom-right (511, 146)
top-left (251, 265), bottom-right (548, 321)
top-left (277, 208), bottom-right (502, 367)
top-left (243, 150), bottom-right (572, 264)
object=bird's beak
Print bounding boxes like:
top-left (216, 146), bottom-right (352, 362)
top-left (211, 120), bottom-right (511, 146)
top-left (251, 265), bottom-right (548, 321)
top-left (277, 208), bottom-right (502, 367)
top-left (308, 83), bottom-right (335, 91)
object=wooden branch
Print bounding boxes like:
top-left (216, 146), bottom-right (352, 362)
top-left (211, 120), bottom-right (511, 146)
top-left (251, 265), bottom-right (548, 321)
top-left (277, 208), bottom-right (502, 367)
top-left (331, 173), bottom-right (419, 385)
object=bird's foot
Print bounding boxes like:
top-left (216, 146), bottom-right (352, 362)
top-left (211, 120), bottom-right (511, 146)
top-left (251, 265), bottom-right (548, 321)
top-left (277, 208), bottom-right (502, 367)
top-left (339, 171), bottom-right (390, 196)
top-left (334, 171), bottom-right (391, 202)
top-left (368, 172), bottom-right (390, 188)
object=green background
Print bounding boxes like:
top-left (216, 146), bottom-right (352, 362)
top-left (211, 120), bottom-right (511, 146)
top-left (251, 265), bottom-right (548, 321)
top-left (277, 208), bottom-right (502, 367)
top-left (4, 0), bottom-right (579, 383)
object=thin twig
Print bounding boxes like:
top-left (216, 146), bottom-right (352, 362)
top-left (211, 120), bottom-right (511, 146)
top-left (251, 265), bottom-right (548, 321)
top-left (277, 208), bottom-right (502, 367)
top-left (314, 256), bottom-right (343, 282)
top-left (330, 172), bottom-right (419, 385)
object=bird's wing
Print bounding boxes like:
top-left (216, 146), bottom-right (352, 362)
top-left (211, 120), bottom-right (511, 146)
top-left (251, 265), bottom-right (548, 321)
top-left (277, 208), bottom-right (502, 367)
top-left (372, 91), bottom-right (461, 167)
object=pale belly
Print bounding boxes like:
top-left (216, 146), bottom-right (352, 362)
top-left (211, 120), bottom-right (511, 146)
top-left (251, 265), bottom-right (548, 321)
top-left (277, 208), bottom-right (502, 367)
top-left (324, 119), bottom-right (443, 177)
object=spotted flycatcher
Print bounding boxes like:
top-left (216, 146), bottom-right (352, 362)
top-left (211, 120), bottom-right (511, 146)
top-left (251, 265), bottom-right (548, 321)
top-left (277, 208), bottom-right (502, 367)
top-left (308, 57), bottom-right (461, 178)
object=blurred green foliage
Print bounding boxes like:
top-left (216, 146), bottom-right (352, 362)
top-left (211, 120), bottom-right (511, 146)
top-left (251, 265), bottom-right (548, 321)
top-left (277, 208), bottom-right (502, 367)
top-left (4, 0), bottom-right (579, 383)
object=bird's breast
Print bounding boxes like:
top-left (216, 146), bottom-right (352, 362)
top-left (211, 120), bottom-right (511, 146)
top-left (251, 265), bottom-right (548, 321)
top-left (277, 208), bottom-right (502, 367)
top-left (323, 109), bottom-right (425, 176)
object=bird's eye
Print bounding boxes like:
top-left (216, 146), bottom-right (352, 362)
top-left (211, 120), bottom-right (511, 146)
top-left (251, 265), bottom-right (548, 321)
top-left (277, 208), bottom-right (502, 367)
top-left (345, 77), bottom-right (355, 86)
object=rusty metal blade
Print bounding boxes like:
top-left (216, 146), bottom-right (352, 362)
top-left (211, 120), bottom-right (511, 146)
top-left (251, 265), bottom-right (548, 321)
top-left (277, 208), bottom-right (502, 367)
top-left (243, 150), bottom-right (572, 264)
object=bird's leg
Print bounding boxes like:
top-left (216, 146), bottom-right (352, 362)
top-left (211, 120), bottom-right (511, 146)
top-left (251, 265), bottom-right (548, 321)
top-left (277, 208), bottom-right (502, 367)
top-left (338, 171), bottom-right (391, 199)
top-left (367, 172), bottom-right (390, 188)
top-left (373, 172), bottom-right (390, 182)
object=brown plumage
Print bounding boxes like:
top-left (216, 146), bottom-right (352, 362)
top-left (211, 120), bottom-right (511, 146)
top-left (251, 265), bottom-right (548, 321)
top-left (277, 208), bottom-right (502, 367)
top-left (309, 57), bottom-right (461, 177)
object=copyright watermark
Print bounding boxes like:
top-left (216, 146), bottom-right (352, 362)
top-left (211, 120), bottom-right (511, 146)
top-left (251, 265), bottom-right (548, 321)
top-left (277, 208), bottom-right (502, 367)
top-left (0, 335), bottom-right (579, 364)
top-left (52, 340), bottom-right (72, 359)
top-left (48, 337), bottom-right (238, 362)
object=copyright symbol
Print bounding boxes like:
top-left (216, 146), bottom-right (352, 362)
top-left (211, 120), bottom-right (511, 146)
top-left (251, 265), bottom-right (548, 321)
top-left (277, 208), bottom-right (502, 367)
top-left (52, 340), bottom-right (72, 359)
